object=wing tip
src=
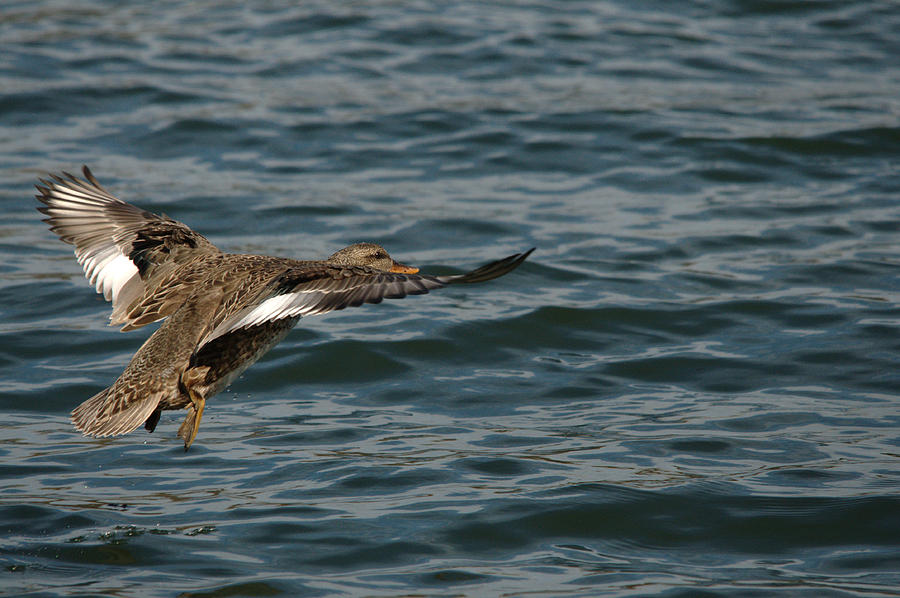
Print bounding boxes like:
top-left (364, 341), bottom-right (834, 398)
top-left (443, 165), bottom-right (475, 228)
top-left (82, 164), bottom-right (102, 187)
top-left (35, 165), bottom-right (106, 204)
top-left (442, 247), bottom-right (535, 285)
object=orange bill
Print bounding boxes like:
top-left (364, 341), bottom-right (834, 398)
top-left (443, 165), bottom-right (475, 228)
top-left (390, 260), bottom-right (419, 274)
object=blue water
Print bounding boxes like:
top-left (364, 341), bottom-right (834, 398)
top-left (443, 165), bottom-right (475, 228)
top-left (2, 1), bottom-right (900, 596)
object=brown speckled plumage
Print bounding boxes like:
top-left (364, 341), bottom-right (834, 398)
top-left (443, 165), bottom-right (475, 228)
top-left (37, 166), bottom-right (532, 449)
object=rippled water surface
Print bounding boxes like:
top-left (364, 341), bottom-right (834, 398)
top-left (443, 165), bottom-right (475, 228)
top-left (2, 1), bottom-right (900, 596)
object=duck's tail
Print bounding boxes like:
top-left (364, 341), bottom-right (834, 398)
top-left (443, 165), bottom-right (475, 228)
top-left (71, 387), bottom-right (112, 435)
top-left (70, 385), bottom-right (160, 438)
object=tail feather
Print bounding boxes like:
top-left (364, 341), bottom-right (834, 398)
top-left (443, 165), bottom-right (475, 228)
top-left (71, 387), bottom-right (112, 435)
top-left (71, 386), bottom-right (161, 438)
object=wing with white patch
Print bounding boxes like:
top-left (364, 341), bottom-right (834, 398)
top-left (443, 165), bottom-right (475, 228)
top-left (200, 248), bottom-right (534, 348)
top-left (36, 166), bottom-right (219, 323)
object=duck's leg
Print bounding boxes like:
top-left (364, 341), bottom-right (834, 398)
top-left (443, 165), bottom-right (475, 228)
top-left (177, 391), bottom-right (205, 451)
top-left (177, 366), bottom-right (212, 451)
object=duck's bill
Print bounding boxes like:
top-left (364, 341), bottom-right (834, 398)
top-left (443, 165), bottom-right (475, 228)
top-left (390, 260), bottom-right (420, 274)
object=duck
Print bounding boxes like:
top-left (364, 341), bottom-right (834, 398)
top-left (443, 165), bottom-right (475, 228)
top-left (36, 167), bottom-right (533, 449)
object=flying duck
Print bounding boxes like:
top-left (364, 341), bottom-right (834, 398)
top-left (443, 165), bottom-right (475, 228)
top-left (36, 167), bottom-right (532, 449)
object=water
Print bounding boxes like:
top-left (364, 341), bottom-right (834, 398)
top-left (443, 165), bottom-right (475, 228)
top-left (2, 1), bottom-right (900, 596)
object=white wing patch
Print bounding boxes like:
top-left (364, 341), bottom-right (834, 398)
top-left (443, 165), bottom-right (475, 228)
top-left (78, 250), bottom-right (139, 302)
top-left (199, 274), bottom-right (443, 349)
top-left (202, 290), bottom-right (327, 346)
top-left (231, 291), bottom-right (327, 328)
top-left (38, 171), bottom-right (142, 305)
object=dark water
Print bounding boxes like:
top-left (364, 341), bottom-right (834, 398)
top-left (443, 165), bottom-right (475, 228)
top-left (2, 1), bottom-right (900, 596)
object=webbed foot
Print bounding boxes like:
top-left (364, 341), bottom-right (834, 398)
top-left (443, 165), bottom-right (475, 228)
top-left (177, 391), bottom-right (206, 451)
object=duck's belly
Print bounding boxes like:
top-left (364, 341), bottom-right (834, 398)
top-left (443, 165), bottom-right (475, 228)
top-left (181, 317), bottom-right (302, 403)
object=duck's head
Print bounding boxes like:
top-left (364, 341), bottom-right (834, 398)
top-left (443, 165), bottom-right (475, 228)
top-left (328, 243), bottom-right (419, 274)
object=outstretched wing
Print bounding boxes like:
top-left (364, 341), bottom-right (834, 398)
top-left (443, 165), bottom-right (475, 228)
top-left (201, 248), bottom-right (534, 347)
top-left (36, 166), bottom-right (219, 326)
